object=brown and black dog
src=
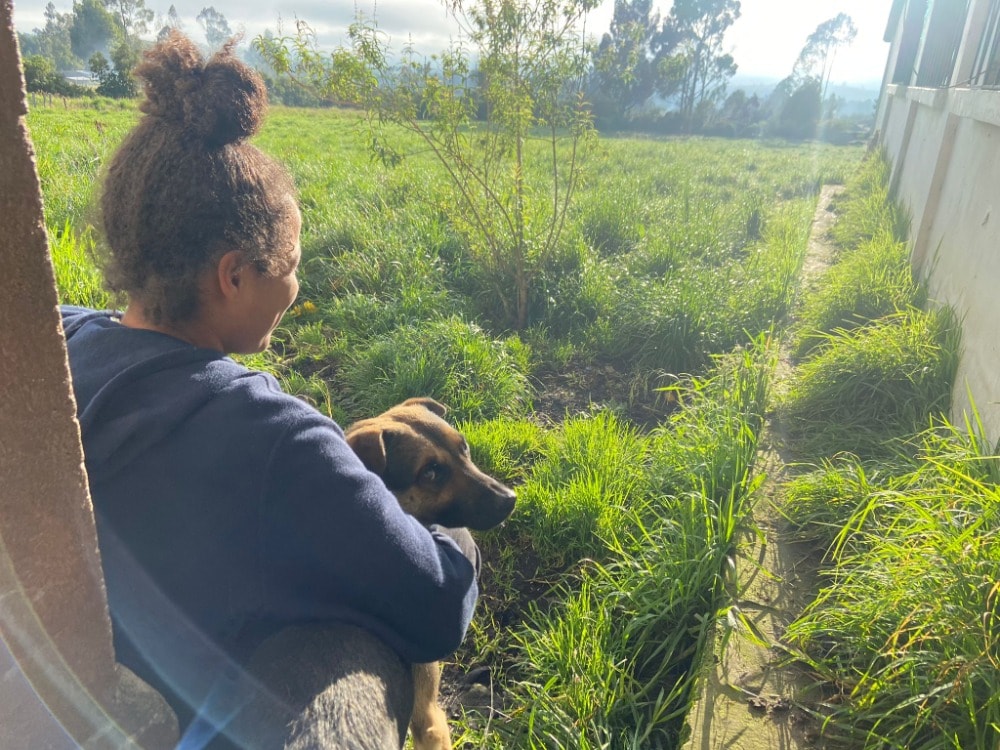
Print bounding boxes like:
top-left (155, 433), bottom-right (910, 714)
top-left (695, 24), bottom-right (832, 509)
top-left (345, 397), bottom-right (516, 750)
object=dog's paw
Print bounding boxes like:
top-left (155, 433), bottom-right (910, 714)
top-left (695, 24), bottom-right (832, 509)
top-left (411, 725), bottom-right (452, 750)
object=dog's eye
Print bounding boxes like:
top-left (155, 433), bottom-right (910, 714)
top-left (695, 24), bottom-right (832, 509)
top-left (420, 463), bottom-right (443, 483)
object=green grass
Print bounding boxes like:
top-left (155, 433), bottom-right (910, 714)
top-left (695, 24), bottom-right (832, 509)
top-left (29, 105), bottom-right (862, 386)
top-left (28, 107), bottom-right (138, 230)
top-left (791, 153), bottom-right (924, 360)
top-left (791, 229), bottom-right (926, 359)
top-left (339, 316), bottom-right (532, 423)
top-left (28, 101), bottom-right (864, 746)
top-left (784, 419), bottom-right (1000, 749)
top-left (779, 307), bottom-right (960, 460)
top-left (48, 223), bottom-right (111, 310)
top-left (455, 340), bottom-right (772, 748)
top-left (828, 151), bottom-right (910, 251)
top-left (776, 151), bottom-right (1000, 749)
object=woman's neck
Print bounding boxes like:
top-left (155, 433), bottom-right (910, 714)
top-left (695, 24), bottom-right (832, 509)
top-left (120, 304), bottom-right (225, 352)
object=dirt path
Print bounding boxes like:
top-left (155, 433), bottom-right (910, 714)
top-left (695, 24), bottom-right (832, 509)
top-left (682, 184), bottom-right (845, 750)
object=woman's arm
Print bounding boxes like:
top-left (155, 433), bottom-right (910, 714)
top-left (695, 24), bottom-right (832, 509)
top-left (257, 411), bottom-right (478, 664)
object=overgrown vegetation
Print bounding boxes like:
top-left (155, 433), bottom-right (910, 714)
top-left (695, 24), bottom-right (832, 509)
top-left (32, 101), bottom-right (863, 744)
top-left (780, 153), bottom-right (955, 460)
top-left (456, 342), bottom-right (772, 747)
top-left (784, 421), bottom-right (1000, 749)
top-left (256, 0), bottom-right (597, 331)
top-left (777, 153), bottom-right (999, 749)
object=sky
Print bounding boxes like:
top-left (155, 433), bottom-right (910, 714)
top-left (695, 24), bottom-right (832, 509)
top-left (12, 0), bottom-right (895, 86)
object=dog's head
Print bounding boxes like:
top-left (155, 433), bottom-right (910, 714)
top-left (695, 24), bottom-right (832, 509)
top-left (345, 397), bottom-right (516, 531)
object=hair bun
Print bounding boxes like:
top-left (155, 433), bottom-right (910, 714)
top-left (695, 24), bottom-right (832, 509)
top-left (137, 32), bottom-right (267, 147)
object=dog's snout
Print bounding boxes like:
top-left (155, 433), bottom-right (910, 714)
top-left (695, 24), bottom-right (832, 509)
top-left (495, 480), bottom-right (516, 503)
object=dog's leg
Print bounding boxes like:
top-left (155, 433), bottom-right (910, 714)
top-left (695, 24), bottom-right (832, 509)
top-left (409, 662), bottom-right (451, 750)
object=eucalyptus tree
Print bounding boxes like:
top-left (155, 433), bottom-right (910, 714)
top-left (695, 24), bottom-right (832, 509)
top-left (22, 2), bottom-right (79, 71)
top-left (654, 0), bottom-right (741, 132)
top-left (591, 0), bottom-right (659, 123)
top-left (793, 13), bottom-right (857, 100)
top-left (69, 0), bottom-right (116, 61)
top-left (105, 0), bottom-right (154, 43)
top-left (197, 6), bottom-right (232, 51)
top-left (156, 5), bottom-right (183, 42)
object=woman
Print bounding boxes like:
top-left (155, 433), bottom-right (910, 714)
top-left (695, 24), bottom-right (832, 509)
top-left (61, 32), bottom-right (478, 749)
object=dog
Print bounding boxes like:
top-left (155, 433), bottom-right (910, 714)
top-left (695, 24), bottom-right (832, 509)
top-left (345, 397), bottom-right (516, 750)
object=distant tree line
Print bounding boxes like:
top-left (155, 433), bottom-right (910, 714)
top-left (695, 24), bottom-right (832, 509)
top-left (18, 0), bottom-right (866, 142)
top-left (590, 1), bottom-right (862, 140)
top-left (17, 0), bottom-right (243, 98)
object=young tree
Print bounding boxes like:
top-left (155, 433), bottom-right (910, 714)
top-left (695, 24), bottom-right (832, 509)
top-left (769, 74), bottom-right (821, 140)
top-left (654, 0), bottom-right (741, 132)
top-left (716, 88), bottom-right (762, 136)
top-left (23, 54), bottom-right (60, 92)
top-left (256, 0), bottom-right (599, 331)
top-left (590, 0), bottom-right (659, 124)
top-left (88, 38), bottom-right (139, 97)
top-left (197, 7), bottom-right (232, 51)
top-left (793, 13), bottom-right (857, 100)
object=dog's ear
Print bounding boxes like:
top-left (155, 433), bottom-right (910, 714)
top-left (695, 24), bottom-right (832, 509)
top-left (345, 427), bottom-right (387, 475)
top-left (401, 397), bottom-right (448, 418)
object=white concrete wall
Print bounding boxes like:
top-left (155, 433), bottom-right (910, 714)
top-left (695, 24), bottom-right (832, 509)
top-left (921, 108), bottom-right (1000, 437)
top-left (876, 0), bottom-right (1000, 441)
top-left (880, 81), bottom-right (1000, 440)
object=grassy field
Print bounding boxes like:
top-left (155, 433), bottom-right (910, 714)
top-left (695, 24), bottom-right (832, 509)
top-left (29, 103), bottom-right (873, 746)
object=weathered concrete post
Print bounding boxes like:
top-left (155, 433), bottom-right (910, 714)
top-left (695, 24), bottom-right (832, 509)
top-left (0, 2), bottom-right (179, 746)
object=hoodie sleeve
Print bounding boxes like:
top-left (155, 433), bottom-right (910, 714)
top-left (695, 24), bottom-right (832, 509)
top-left (257, 408), bottom-right (478, 665)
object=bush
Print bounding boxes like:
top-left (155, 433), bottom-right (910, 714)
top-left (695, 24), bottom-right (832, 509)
top-left (779, 307), bottom-right (960, 459)
top-left (792, 230), bottom-right (926, 358)
top-left (339, 316), bottom-right (532, 422)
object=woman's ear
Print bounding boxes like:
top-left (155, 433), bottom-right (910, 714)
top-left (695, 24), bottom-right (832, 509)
top-left (216, 249), bottom-right (246, 299)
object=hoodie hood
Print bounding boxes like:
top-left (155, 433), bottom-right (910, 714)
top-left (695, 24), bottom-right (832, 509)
top-left (61, 306), bottom-right (249, 482)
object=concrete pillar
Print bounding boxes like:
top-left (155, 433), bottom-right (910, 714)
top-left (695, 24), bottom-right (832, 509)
top-left (910, 112), bottom-right (959, 270)
top-left (0, 2), bottom-right (178, 747)
top-left (875, 2), bottom-right (906, 135)
top-left (953, 0), bottom-right (992, 86)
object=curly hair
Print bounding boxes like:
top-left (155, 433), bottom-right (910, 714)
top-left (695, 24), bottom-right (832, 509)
top-left (99, 31), bottom-right (297, 324)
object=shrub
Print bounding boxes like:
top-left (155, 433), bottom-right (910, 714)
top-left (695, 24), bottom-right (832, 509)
top-left (339, 316), bottom-right (532, 422)
top-left (779, 307), bottom-right (960, 459)
top-left (792, 229), bottom-right (925, 358)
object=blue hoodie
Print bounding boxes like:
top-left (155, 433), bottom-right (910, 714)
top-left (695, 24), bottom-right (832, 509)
top-left (60, 306), bottom-right (477, 728)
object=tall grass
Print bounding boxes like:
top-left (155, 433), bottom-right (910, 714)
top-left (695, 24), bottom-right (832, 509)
top-left (791, 229), bottom-right (926, 359)
top-left (48, 224), bottom-right (111, 310)
top-left (28, 103), bottom-right (864, 744)
top-left (777, 149), bottom-right (998, 748)
top-left (594, 197), bottom-right (815, 374)
top-left (828, 151), bottom-right (910, 250)
top-left (339, 316), bottom-right (532, 422)
top-left (784, 419), bottom-right (1000, 749)
top-left (28, 108), bottom-right (136, 229)
top-left (779, 307), bottom-right (960, 460)
top-left (456, 340), bottom-right (773, 748)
